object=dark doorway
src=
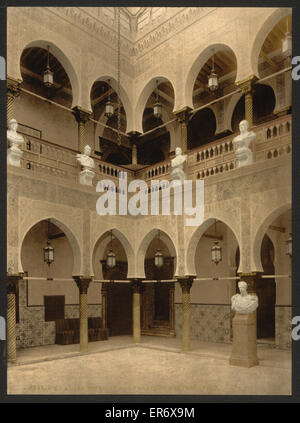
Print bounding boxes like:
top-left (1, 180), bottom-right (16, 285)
top-left (107, 283), bottom-right (133, 336)
top-left (235, 235), bottom-right (276, 340)
top-left (257, 235), bottom-right (276, 339)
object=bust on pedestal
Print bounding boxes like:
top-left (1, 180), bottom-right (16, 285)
top-left (233, 120), bottom-right (255, 168)
top-left (7, 119), bottom-right (24, 167)
top-left (76, 145), bottom-right (95, 186)
top-left (229, 281), bottom-right (259, 368)
top-left (171, 147), bottom-right (187, 183)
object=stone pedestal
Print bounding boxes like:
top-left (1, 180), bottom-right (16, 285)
top-left (7, 146), bottom-right (23, 167)
top-left (79, 169), bottom-right (95, 186)
top-left (230, 312), bottom-right (259, 368)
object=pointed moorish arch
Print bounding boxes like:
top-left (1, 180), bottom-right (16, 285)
top-left (186, 217), bottom-right (240, 276)
top-left (91, 228), bottom-right (135, 279)
top-left (252, 203), bottom-right (291, 272)
top-left (134, 76), bottom-right (176, 134)
top-left (20, 40), bottom-right (80, 108)
top-left (250, 7), bottom-right (291, 78)
top-left (19, 217), bottom-right (82, 275)
top-left (136, 228), bottom-right (178, 279)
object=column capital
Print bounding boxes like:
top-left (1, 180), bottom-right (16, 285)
top-left (238, 271), bottom-right (263, 294)
top-left (72, 276), bottom-right (92, 294)
top-left (7, 76), bottom-right (22, 97)
top-left (173, 106), bottom-right (192, 124)
top-left (235, 75), bottom-right (258, 93)
top-left (127, 131), bottom-right (141, 145)
top-left (72, 106), bottom-right (92, 124)
top-left (7, 273), bottom-right (23, 294)
top-left (130, 278), bottom-right (143, 293)
top-left (176, 276), bottom-right (195, 292)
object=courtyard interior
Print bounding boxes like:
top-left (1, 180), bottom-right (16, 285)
top-left (8, 335), bottom-right (291, 396)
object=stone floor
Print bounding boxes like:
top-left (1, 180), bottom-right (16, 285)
top-left (7, 336), bottom-right (291, 395)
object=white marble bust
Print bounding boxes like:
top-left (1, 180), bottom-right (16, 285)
top-left (76, 144), bottom-right (95, 170)
top-left (7, 119), bottom-right (25, 167)
top-left (231, 281), bottom-right (258, 315)
top-left (171, 147), bottom-right (187, 182)
top-left (233, 120), bottom-right (255, 168)
top-left (76, 144), bottom-right (95, 186)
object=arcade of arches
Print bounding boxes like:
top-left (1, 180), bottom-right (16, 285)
top-left (6, 7), bottom-right (292, 393)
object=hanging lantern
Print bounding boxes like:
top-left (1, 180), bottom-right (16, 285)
top-left (286, 233), bottom-right (292, 258)
top-left (211, 241), bottom-right (222, 265)
top-left (153, 80), bottom-right (162, 119)
top-left (105, 99), bottom-right (114, 118)
top-left (106, 249), bottom-right (116, 268)
top-left (282, 31), bottom-right (292, 57)
top-left (106, 230), bottom-right (116, 268)
top-left (154, 229), bottom-right (164, 268)
top-left (208, 53), bottom-right (219, 92)
top-left (154, 249), bottom-right (164, 268)
top-left (105, 80), bottom-right (114, 118)
top-left (44, 240), bottom-right (54, 266)
top-left (43, 46), bottom-right (54, 88)
top-left (153, 101), bottom-right (162, 119)
top-left (43, 220), bottom-right (54, 266)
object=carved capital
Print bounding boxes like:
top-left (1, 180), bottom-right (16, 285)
top-left (72, 106), bottom-right (92, 124)
top-left (7, 76), bottom-right (22, 98)
top-left (235, 75), bottom-right (258, 94)
top-left (174, 106), bottom-right (192, 125)
top-left (7, 273), bottom-right (23, 294)
top-left (127, 131), bottom-right (141, 146)
top-left (177, 276), bottom-right (194, 292)
top-left (130, 279), bottom-right (143, 293)
top-left (73, 276), bottom-right (92, 294)
top-left (238, 272), bottom-right (263, 294)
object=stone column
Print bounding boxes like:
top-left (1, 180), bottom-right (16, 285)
top-left (178, 277), bottom-right (194, 351)
top-left (72, 107), bottom-right (91, 153)
top-left (131, 279), bottom-right (142, 344)
top-left (7, 273), bottom-right (22, 362)
top-left (174, 107), bottom-right (192, 153)
top-left (101, 282), bottom-right (108, 330)
top-left (236, 76), bottom-right (257, 129)
top-left (169, 282), bottom-right (175, 336)
top-left (73, 276), bottom-right (91, 352)
top-left (132, 144), bottom-right (138, 165)
top-left (128, 131), bottom-right (140, 166)
top-left (7, 77), bottom-right (21, 127)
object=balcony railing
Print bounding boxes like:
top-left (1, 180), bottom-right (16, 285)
top-left (142, 114), bottom-right (291, 183)
top-left (12, 114), bottom-right (291, 188)
top-left (19, 133), bottom-right (135, 188)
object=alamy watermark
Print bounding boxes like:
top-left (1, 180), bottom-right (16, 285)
top-left (96, 172), bottom-right (204, 227)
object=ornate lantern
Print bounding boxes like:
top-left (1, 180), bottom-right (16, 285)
top-left (282, 18), bottom-right (292, 57)
top-left (153, 80), bottom-right (162, 119)
top-left (43, 45), bottom-right (54, 88)
top-left (154, 230), bottom-right (164, 268)
top-left (208, 53), bottom-right (219, 92)
top-left (105, 80), bottom-right (114, 118)
top-left (43, 219), bottom-right (54, 266)
top-left (286, 233), bottom-right (292, 258)
top-left (106, 230), bottom-right (116, 268)
top-left (211, 220), bottom-right (222, 265)
top-left (211, 241), bottom-right (222, 265)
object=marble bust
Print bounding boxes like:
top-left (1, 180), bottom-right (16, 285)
top-left (233, 120), bottom-right (255, 168)
top-left (76, 144), bottom-right (95, 186)
top-left (231, 281), bottom-right (258, 314)
top-left (7, 119), bottom-right (24, 167)
top-left (171, 147), bottom-right (187, 182)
